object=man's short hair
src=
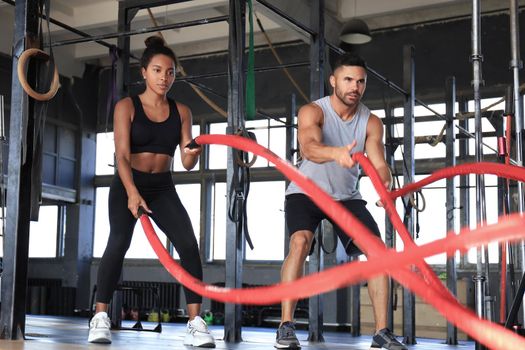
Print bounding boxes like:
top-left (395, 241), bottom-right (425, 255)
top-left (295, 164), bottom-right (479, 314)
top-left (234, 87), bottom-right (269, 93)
top-left (332, 53), bottom-right (367, 72)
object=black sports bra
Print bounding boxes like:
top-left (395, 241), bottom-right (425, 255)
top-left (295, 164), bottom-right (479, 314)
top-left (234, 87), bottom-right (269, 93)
top-left (130, 95), bottom-right (181, 156)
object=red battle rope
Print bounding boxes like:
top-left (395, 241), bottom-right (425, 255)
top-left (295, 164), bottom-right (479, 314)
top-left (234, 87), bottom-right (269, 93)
top-left (138, 134), bottom-right (525, 349)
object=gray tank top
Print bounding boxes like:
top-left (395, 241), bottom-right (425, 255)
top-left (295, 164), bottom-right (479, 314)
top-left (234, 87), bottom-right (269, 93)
top-left (286, 96), bottom-right (370, 201)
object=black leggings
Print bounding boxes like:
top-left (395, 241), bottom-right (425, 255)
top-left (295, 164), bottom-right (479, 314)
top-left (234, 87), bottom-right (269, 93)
top-left (96, 168), bottom-right (203, 304)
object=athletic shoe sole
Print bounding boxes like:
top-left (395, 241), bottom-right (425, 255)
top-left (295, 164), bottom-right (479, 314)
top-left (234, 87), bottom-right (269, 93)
top-left (274, 342), bottom-right (301, 349)
top-left (88, 330), bottom-right (111, 344)
top-left (184, 335), bottom-right (216, 348)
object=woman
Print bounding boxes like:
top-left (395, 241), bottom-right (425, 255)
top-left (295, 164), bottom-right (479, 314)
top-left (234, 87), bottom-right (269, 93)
top-left (88, 36), bottom-right (215, 348)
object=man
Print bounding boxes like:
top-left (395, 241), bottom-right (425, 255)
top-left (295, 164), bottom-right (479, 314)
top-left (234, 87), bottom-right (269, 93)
top-left (275, 53), bottom-right (407, 350)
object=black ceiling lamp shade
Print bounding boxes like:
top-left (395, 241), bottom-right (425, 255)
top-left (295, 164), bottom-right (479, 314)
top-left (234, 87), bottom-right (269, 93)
top-left (339, 18), bottom-right (372, 44)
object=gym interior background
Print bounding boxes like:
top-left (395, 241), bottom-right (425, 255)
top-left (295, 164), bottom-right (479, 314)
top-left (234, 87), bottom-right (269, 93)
top-left (0, 0), bottom-right (525, 347)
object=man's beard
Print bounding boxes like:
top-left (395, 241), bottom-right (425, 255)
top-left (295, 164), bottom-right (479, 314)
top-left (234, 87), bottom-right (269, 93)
top-left (335, 87), bottom-right (360, 107)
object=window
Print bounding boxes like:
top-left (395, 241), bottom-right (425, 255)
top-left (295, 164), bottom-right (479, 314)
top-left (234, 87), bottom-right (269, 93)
top-left (93, 184), bottom-right (201, 260)
top-left (374, 98), bottom-right (505, 266)
top-left (96, 132), bottom-right (115, 175)
top-left (245, 118), bottom-right (287, 168)
top-left (208, 119), bottom-right (288, 169)
top-left (467, 174), bottom-right (499, 264)
top-left (208, 123), bottom-right (227, 170)
top-left (172, 125), bottom-right (201, 171)
top-left (245, 181), bottom-right (285, 261)
top-left (211, 182), bottom-right (227, 260)
top-left (211, 181), bottom-right (285, 261)
top-left (29, 206), bottom-right (58, 258)
top-left (43, 124), bottom-right (77, 188)
top-left (170, 183), bottom-right (201, 259)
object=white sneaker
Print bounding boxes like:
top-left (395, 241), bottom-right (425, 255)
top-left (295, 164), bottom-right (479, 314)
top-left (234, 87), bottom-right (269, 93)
top-left (88, 311), bottom-right (112, 343)
top-left (183, 315), bottom-right (216, 348)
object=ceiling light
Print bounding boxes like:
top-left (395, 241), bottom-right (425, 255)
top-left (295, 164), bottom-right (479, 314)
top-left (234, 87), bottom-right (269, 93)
top-left (340, 19), bottom-right (372, 44)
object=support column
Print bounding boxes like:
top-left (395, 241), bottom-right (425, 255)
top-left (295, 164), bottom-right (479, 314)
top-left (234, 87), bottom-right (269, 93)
top-left (0, 0), bottom-right (39, 340)
top-left (224, 0), bottom-right (245, 342)
top-left (445, 76), bottom-right (458, 345)
top-left (350, 260), bottom-right (361, 337)
top-left (509, 0), bottom-right (525, 325)
top-left (308, 227), bottom-right (324, 342)
top-left (384, 106), bottom-right (396, 332)
top-left (458, 99), bottom-right (470, 269)
top-left (283, 94), bottom-right (296, 257)
top-left (109, 1), bottom-right (138, 329)
top-left (471, 4), bottom-right (489, 348)
top-left (402, 45), bottom-right (416, 345)
top-left (63, 128), bottom-right (96, 310)
top-left (199, 120), bottom-right (213, 263)
top-left (307, 0), bottom-right (325, 343)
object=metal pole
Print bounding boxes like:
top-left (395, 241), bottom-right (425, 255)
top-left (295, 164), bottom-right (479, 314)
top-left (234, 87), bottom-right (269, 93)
top-left (471, 2), bottom-right (488, 348)
top-left (308, 227), bottom-right (324, 342)
top-left (458, 99), bottom-right (470, 269)
top-left (0, 95), bottom-right (4, 138)
top-left (283, 94), bottom-right (296, 257)
top-left (2, 0), bottom-right (122, 53)
top-left (0, 0), bottom-right (38, 339)
top-left (402, 44), bottom-right (416, 345)
top-left (307, 0), bottom-right (325, 342)
top-left (224, 0), bottom-right (245, 342)
top-left (384, 106), bottom-right (395, 332)
top-left (165, 61), bottom-right (311, 82)
top-left (109, 0), bottom-right (137, 329)
top-left (50, 15), bottom-right (229, 47)
top-left (445, 76), bottom-right (458, 345)
top-left (0, 94), bottom-right (4, 237)
top-left (199, 121), bottom-right (213, 263)
top-left (509, 0), bottom-right (525, 325)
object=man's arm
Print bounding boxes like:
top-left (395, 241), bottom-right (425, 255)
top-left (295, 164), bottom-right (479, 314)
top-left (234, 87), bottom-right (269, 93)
top-left (298, 103), bottom-right (357, 168)
top-left (365, 114), bottom-right (392, 189)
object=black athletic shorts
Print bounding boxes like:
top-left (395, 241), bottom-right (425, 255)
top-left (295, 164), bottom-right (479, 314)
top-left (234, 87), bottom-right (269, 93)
top-left (285, 193), bottom-right (382, 257)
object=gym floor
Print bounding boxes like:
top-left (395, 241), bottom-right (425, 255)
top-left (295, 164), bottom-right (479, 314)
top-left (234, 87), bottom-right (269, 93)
top-left (0, 315), bottom-right (475, 349)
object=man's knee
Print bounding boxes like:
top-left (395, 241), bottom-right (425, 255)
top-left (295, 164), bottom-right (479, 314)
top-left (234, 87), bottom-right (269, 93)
top-left (289, 231), bottom-right (313, 256)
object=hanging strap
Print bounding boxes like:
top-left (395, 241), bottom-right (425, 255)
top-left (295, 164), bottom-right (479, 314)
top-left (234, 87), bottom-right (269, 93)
top-left (30, 0), bottom-right (55, 221)
top-left (104, 45), bottom-right (119, 133)
top-left (245, 0), bottom-right (256, 120)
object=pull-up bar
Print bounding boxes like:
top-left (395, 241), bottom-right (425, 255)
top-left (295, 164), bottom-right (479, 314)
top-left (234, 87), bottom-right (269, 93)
top-left (49, 15), bottom-right (229, 47)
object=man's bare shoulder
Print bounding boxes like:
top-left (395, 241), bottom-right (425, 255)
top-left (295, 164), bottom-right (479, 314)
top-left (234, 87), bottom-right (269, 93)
top-left (299, 102), bottom-right (324, 120)
top-left (366, 112), bottom-right (385, 136)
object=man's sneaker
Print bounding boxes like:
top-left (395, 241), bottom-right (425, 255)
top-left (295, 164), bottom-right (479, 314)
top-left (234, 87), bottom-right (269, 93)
top-left (274, 321), bottom-right (300, 349)
top-left (183, 315), bottom-right (216, 348)
top-left (88, 311), bottom-right (112, 344)
top-left (371, 328), bottom-right (408, 350)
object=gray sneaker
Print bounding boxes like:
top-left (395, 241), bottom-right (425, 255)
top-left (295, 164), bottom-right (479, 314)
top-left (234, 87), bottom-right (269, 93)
top-left (371, 328), bottom-right (408, 350)
top-left (274, 321), bottom-right (300, 349)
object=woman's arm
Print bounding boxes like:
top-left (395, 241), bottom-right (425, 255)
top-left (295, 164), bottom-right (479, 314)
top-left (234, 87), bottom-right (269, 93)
top-left (113, 97), bottom-right (151, 217)
top-left (177, 103), bottom-right (201, 170)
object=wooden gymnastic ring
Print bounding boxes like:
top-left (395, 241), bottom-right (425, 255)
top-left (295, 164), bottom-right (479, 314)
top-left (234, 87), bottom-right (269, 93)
top-left (17, 48), bottom-right (60, 101)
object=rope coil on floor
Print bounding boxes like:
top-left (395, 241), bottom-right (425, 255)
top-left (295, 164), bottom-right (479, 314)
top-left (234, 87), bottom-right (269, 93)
top-left (139, 134), bottom-right (525, 350)
top-left (17, 48), bottom-right (60, 101)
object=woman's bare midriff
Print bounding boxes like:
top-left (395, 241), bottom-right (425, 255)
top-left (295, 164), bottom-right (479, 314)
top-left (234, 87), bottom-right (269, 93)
top-left (130, 153), bottom-right (172, 173)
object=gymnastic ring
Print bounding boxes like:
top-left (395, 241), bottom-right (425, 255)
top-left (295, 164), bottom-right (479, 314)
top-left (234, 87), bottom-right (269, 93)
top-left (235, 129), bottom-right (257, 168)
top-left (17, 48), bottom-right (60, 101)
top-left (408, 190), bottom-right (426, 212)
